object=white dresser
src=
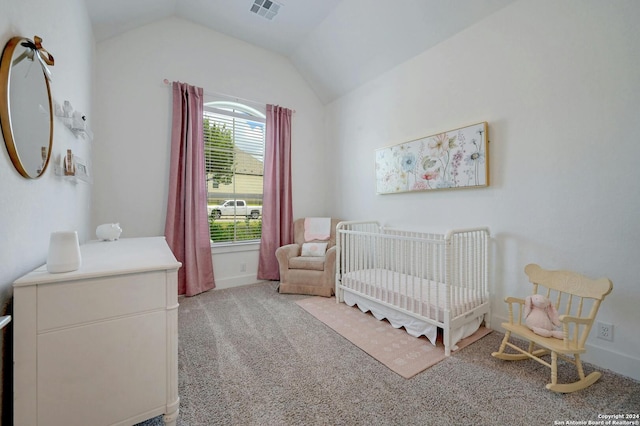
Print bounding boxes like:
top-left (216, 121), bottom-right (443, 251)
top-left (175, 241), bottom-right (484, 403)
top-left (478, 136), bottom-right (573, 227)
top-left (13, 237), bottom-right (181, 426)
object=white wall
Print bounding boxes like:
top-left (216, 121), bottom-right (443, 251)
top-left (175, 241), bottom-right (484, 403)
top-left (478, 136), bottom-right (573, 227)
top-left (0, 0), bottom-right (94, 417)
top-left (0, 0), bottom-right (94, 312)
top-left (326, 0), bottom-right (640, 380)
top-left (93, 17), bottom-right (327, 287)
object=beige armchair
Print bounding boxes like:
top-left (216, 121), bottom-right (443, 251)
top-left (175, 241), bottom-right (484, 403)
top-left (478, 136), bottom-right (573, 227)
top-left (276, 218), bottom-right (341, 297)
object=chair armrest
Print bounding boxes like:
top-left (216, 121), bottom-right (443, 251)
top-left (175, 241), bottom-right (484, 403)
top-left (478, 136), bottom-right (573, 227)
top-left (557, 315), bottom-right (594, 348)
top-left (504, 296), bottom-right (525, 325)
top-left (276, 244), bottom-right (301, 284)
top-left (558, 315), bottom-right (591, 326)
top-left (324, 246), bottom-right (336, 270)
top-left (275, 244), bottom-right (301, 263)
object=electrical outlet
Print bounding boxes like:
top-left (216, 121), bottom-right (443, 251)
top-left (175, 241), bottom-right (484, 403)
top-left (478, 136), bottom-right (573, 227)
top-left (240, 263), bottom-right (247, 272)
top-left (597, 322), bottom-right (614, 341)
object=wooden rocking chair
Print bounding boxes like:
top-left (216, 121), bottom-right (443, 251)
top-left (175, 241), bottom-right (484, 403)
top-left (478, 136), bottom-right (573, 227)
top-left (492, 264), bottom-right (613, 393)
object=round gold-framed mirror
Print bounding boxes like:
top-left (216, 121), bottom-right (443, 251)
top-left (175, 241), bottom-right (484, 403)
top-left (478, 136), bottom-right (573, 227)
top-left (0, 36), bottom-right (54, 179)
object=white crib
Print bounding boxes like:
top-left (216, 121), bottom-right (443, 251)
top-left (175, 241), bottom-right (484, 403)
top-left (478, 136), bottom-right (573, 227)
top-left (335, 221), bottom-right (490, 356)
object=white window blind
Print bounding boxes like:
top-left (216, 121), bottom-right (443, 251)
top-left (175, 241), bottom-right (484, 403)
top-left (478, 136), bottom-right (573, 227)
top-left (204, 102), bottom-right (265, 244)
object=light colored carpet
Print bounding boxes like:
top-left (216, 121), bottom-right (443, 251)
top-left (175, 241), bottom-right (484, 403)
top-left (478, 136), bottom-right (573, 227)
top-left (137, 281), bottom-right (640, 426)
top-left (296, 296), bottom-right (492, 378)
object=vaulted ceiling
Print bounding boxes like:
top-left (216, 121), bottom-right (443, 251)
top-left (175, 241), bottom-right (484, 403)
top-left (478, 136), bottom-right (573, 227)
top-left (84, 0), bottom-right (516, 103)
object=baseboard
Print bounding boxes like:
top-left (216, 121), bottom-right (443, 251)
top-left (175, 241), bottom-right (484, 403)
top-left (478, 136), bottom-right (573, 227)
top-left (214, 274), bottom-right (268, 290)
top-left (491, 314), bottom-right (640, 382)
top-left (583, 344), bottom-right (640, 382)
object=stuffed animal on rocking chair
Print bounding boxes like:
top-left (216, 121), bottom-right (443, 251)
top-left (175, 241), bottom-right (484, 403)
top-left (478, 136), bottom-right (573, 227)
top-left (524, 294), bottom-right (565, 339)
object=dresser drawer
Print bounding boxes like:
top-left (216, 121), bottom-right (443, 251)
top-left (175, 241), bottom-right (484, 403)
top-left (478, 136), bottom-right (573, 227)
top-left (37, 271), bottom-right (167, 332)
top-left (37, 311), bottom-right (167, 425)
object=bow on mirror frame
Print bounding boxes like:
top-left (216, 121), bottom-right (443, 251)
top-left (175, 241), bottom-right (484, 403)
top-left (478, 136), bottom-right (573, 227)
top-left (12, 35), bottom-right (55, 81)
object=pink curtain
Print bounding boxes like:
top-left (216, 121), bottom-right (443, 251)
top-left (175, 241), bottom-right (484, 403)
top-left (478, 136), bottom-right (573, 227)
top-left (165, 82), bottom-right (215, 296)
top-left (257, 105), bottom-right (294, 280)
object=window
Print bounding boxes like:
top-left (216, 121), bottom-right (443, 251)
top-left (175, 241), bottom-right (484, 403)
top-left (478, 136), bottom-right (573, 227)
top-left (204, 101), bottom-right (265, 244)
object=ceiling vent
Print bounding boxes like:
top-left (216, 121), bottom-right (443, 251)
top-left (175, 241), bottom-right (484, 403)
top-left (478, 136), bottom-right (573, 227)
top-left (250, 0), bottom-right (281, 20)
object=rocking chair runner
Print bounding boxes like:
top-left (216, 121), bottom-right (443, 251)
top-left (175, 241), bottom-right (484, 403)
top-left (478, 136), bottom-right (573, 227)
top-left (492, 264), bottom-right (613, 393)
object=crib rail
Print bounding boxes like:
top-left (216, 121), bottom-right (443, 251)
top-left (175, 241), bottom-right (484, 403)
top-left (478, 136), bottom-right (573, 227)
top-left (445, 227), bottom-right (490, 318)
top-left (336, 221), bottom-right (489, 323)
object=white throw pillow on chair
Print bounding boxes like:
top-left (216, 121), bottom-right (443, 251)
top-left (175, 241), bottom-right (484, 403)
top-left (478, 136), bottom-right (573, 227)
top-left (301, 242), bottom-right (328, 257)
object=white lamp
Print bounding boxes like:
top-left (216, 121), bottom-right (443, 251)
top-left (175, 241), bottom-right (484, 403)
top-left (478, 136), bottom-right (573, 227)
top-left (46, 231), bottom-right (81, 273)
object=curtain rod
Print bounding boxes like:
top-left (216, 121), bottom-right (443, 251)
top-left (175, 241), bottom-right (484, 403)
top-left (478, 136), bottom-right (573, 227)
top-left (162, 79), bottom-right (295, 113)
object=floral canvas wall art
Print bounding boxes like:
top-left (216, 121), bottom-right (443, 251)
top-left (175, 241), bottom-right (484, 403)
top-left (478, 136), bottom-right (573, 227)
top-left (375, 122), bottom-right (489, 194)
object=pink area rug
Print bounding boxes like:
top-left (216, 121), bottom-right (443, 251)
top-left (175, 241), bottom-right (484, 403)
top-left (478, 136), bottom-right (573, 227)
top-left (296, 296), bottom-right (492, 379)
